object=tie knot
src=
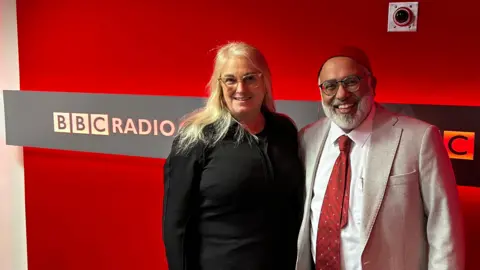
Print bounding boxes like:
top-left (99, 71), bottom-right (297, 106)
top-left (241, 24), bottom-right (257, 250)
top-left (338, 135), bottom-right (351, 152)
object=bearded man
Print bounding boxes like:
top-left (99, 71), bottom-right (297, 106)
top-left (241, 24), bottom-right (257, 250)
top-left (295, 46), bottom-right (465, 270)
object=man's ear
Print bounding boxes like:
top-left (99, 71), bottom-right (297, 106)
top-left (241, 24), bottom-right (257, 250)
top-left (370, 76), bottom-right (377, 96)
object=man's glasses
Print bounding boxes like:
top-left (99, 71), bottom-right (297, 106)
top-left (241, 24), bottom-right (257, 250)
top-left (218, 73), bottom-right (262, 90)
top-left (319, 75), bottom-right (364, 96)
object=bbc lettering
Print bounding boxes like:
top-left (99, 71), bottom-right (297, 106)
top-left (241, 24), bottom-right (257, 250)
top-left (53, 113), bottom-right (108, 135)
top-left (443, 130), bottom-right (475, 160)
top-left (53, 112), bottom-right (176, 136)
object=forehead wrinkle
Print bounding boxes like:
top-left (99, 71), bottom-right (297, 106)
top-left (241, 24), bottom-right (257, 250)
top-left (222, 71), bottom-right (257, 78)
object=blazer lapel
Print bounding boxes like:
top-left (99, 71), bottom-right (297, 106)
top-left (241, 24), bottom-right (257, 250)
top-left (297, 119), bottom-right (330, 267)
top-left (305, 120), bottom-right (330, 195)
top-left (302, 119), bottom-right (330, 227)
top-left (361, 106), bottom-right (402, 247)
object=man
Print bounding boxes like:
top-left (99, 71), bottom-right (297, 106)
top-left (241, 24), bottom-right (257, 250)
top-left (296, 46), bottom-right (465, 270)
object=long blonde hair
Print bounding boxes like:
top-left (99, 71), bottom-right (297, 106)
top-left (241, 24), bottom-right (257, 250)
top-left (175, 41), bottom-right (276, 153)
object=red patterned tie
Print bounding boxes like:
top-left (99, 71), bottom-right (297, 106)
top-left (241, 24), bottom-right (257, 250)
top-left (315, 135), bottom-right (352, 270)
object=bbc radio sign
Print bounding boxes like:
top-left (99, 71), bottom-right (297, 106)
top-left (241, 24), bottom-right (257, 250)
top-left (51, 111), bottom-right (476, 161)
top-left (53, 112), bottom-right (176, 137)
top-left (2, 90), bottom-right (480, 187)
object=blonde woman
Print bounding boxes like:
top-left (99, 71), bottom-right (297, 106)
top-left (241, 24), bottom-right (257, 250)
top-left (162, 42), bottom-right (304, 270)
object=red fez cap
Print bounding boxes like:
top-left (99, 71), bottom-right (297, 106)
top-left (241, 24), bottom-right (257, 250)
top-left (317, 46), bottom-right (372, 77)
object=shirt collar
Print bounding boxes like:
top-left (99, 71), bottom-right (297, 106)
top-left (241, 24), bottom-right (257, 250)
top-left (328, 104), bottom-right (376, 148)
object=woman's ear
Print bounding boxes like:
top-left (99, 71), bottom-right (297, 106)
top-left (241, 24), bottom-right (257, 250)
top-left (219, 89), bottom-right (227, 108)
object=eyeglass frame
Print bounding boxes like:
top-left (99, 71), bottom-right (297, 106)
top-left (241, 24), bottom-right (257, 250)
top-left (318, 74), bottom-right (368, 96)
top-left (217, 72), bottom-right (263, 90)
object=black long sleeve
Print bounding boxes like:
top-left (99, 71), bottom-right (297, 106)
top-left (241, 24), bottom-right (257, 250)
top-left (162, 112), bottom-right (304, 270)
top-left (162, 140), bottom-right (203, 270)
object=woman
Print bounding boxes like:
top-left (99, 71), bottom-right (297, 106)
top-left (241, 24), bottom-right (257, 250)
top-left (162, 41), bottom-right (304, 270)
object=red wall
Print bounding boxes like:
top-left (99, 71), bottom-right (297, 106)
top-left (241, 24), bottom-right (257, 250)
top-left (16, 0), bottom-right (480, 269)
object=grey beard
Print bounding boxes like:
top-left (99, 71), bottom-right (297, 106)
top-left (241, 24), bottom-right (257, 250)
top-left (322, 94), bottom-right (374, 131)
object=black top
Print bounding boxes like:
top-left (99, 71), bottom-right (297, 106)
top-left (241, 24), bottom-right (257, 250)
top-left (162, 110), bottom-right (305, 270)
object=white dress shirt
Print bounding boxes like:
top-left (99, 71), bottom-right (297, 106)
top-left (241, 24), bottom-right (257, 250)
top-left (311, 105), bottom-right (376, 270)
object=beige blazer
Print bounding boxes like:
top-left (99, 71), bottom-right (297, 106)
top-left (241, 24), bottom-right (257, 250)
top-left (296, 104), bottom-right (465, 270)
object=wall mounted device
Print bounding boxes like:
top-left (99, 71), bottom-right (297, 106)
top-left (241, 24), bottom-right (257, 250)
top-left (388, 2), bottom-right (419, 32)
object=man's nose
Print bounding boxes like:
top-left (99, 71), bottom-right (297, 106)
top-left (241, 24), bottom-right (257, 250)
top-left (335, 84), bottom-right (350, 100)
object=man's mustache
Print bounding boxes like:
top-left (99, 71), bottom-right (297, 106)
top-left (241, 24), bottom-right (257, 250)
top-left (330, 99), bottom-right (359, 107)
